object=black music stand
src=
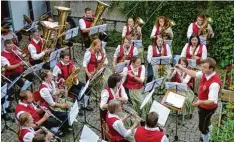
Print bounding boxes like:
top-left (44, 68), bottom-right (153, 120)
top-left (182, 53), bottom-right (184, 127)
top-left (163, 82), bottom-right (188, 142)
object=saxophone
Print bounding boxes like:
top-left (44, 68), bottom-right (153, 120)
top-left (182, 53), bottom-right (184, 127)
top-left (158, 47), bottom-right (166, 77)
top-left (65, 67), bottom-right (81, 91)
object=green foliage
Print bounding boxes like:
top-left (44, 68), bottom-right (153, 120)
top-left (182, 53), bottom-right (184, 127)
top-left (106, 30), bottom-right (122, 47)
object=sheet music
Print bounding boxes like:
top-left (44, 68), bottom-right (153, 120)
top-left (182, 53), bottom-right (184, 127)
top-left (132, 40), bottom-right (142, 48)
top-left (26, 21), bottom-right (38, 32)
top-left (150, 100), bottom-right (170, 127)
top-left (68, 100), bottom-right (79, 126)
top-left (65, 27), bottom-right (79, 40)
top-left (102, 41), bottom-right (107, 49)
top-left (165, 91), bottom-right (185, 109)
top-left (187, 59), bottom-right (197, 68)
top-left (23, 62), bottom-right (45, 76)
top-left (173, 55), bottom-right (181, 64)
top-left (116, 62), bottom-right (128, 73)
top-left (79, 125), bottom-right (100, 142)
top-left (90, 67), bottom-right (105, 82)
top-left (49, 47), bottom-right (67, 67)
top-left (21, 80), bottom-right (32, 91)
top-left (98, 24), bottom-right (107, 33)
top-left (8, 75), bottom-right (22, 90)
top-left (140, 89), bottom-right (154, 110)
top-left (79, 80), bottom-right (90, 100)
top-left (1, 84), bottom-right (8, 99)
top-left (143, 77), bottom-right (164, 93)
top-left (165, 82), bottom-right (188, 91)
top-left (153, 77), bottom-right (164, 89)
top-left (164, 40), bottom-right (172, 48)
top-left (199, 36), bottom-right (206, 46)
top-left (89, 26), bottom-right (99, 36)
top-left (151, 56), bottom-right (171, 65)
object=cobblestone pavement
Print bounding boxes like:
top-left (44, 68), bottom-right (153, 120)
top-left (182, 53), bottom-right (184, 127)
top-left (1, 43), bottom-right (220, 142)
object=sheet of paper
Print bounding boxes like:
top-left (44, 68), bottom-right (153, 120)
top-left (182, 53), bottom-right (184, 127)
top-left (143, 80), bottom-right (155, 93)
top-left (98, 24), bottom-right (107, 33)
top-left (140, 89), bottom-right (154, 110)
top-left (1, 83), bottom-right (8, 99)
top-left (116, 62), bottom-right (127, 73)
top-left (72, 27), bottom-right (79, 37)
top-left (79, 125), bottom-right (100, 142)
top-left (79, 80), bottom-right (90, 100)
top-left (102, 41), bottom-right (107, 49)
top-left (165, 82), bottom-right (188, 91)
top-left (26, 21), bottom-right (38, 32)
top-left (89, 26), bottom-right (99, 36)
top-left (164, 40), bottom-right (172, 48)
top-left (23, 62), bottom-right (45, 76)
top-left (151, 56), bottom-right (171, 65)
top-left (187, 59), bottom-right (197, 68)
top-left (153, 77), bottom-right (164, 89)
top-left (165, 91), bottom-right (185, 109)
top-left (90, 67), bottom-right (105, 82)
top-left (68, 100), bottom-right (79, 126)
top-left (132, 40), bottom-right (142, 48)
top-left (199, 36), bottom-right (206, 46)
top-left (21, 80), bottom-right (32, 91)
top-left (150, 100), bottom-right (170, 127)
top-left (65, 29), bottom-right (72, 40)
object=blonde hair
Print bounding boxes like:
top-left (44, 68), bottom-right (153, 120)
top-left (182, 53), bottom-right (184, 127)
top-left (19, 90), bottom-right (30, 101)
top-left (90, 39), bottom-right (101, 50)
top-left (155, 16), bottom-right (167, 28)
top-left (18, 112), bottom-right (31, 126)
top-left (108, 100), bottom-right (120, 114)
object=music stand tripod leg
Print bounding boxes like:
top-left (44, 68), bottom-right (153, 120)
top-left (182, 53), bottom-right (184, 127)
top-left (1, 106), bottom-right (16, 134)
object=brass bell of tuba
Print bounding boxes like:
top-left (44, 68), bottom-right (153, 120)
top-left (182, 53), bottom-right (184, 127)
top-left (160, 18), bottom-right (175, 40)
top-left (199, 16), bottom-right (212, 36)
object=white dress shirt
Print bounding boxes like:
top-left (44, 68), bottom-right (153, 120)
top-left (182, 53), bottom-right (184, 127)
top-left (21, 127), bottom-right (35, 142)
top-left (83, 48), bottom-right (108, 67)
top-left (147, 44), bottom-right (172, 63)
top-left (1, 49), bottom-right (22, 66)
top-left (180, 43), bottom-right (207, 60)
top-left (187, 22), bottom-right (214, 39)
top-left (150, 26), bottom-right (173, 39)
top-left (28, 38), bottom-right (45, 60)
top-left (169, 69), bottom-right (191, 84)
top-left (122, 65), bottom-right (145, 84)
top-left (79, 18), bottom-right (87, 30)
top-left (196, 71), bottom-right (220, 104)
top-left (40, 81), bottom-right (57, 107)
top-left (114, 45), bottom-right (138, 58)
top-left (100, 85), bottom-right (128, 110)
top-left (122, 25), bottom-right (132, 38)
top-left (108, 113), bottom-right (132, 138)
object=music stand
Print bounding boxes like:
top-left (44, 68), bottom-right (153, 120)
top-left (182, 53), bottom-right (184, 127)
top-left (142, 77), bottom-right (164, 94)
top-left (163, 82), bottom-right (188, 141)
top-left (187, 59), bottom-right (197, 69)
top-left (79, 125), bottom-right (107, 142)
top-left (151, 56), bottom-right (171, 78)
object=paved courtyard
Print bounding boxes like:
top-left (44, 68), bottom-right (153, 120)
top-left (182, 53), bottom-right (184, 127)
top-left (1, 42), bottom-right (220, 142)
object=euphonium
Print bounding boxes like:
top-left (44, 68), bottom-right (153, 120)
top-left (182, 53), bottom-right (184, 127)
top-left (89, 0), bottom-right (110, 41)
top-left (160, 18), bottom-right (175, 40)
top-left (55, 6), bottom-right (71, 46)
top-left (65, 67), bottom-right (81, 91)
top-left (198, 16), bottom-right (212, 36)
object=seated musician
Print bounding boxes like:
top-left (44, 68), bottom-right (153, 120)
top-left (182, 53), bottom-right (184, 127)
top-left (18, 112), bottom-right (54, 142)
top-left (53, 50), bottom-right (93, 113)
top-left (150, 16), bottom-right (173, 40)
top-left (79, 7), bottom-right (94, 49)
top-left (1, 22), bottom-right (19, 50)
top-left (147, 35), bottom-right (172, 82)
top-left (100, 73), bottom-right (128, 120)
top-left (134, 112), bottom-right (168, 142)
top-left (27, 30), bottom-right (52, 68)
top-left (113, 37), bottom-right (138, 72)
top-left (122, 56), bottom-right (151, 119)
top-left (15, 90), bottom-right (61, 131)
top-left (106, 99), bottom-right (140, 142)
top-left (39, 69), bottom-right (71, 133)
top-left (181, 34), bottom-right (207, 65)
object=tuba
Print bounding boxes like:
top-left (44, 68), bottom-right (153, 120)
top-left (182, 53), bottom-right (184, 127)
top-left (89, 0), bottom-right (110, 41)
top-left (198, 16), bottom-right (212, 36)
top-left (160, 18), bottom-right (175, 40)
top-left (40, 21), bottom-right (60, 62)
top-left (131, 17), bottom-right (145, 40)
top-left (55, 6), bottom-right (71, 46)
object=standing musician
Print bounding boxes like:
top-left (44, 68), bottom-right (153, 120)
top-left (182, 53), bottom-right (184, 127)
top-left (134, 112), bottom-right (169, 142)
top-left (150, 16), bottom-right (174, 41)
top-left (79, 7), bottom-right (94, 49)
top-left (122, 17), bottom-right (134, 42)
top-left (122, 56), bottom-right (151, 119)
top-left (28, 30), bottom-right (52, 69)
top-left (175, 58), bottom-right (221, 142)
top-left (147, 35), bottom-right (172, 82)
top-left (15, 90), bottom-right (61, 131)
top-left (106, 100), bottom-right (140, 142)
top-left (113, 37), bottom-right (138, 72)
top-left (100, 73), bottom-right (128, 120)
top-left (39, 70), bottom-right (71, 134)
top-left (18, 112), bottom-right (54, 142)
top-left (53, 50), bottom-right (93, 113)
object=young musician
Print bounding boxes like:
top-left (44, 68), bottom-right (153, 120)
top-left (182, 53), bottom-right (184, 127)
top-left (113, 37), bottom-right (138, 72)
top-left (1, 23), bottom-right (18, 50)
top-left (100, 73), bottom-right (128, 119)
top-left (134, 112), bottom-right (168, 142)
top-left (15, 90), bottom-right (60, 130)
top-left (181, 34), bottom-right (207, 65)
top-left (18, 112), bottom-right (53, 142)
top-left (150, 16), bottom-right (173, 40)
top-left (122, 17), bottom-right (142, 41)
top-left (79, 7), bottom-right (94, 49)
top-left (122, 56), bottom-right (151, 119)
top-left (187, 14), bottom-right (214, 40)
top-left (28, 30), bottom-right (52, 68)
top-left (106, 100), bottom-right (140, 142)
top-left (175, 58), bottom-right (221, 142)
top-left (53, 50), bottom-right (93, 112)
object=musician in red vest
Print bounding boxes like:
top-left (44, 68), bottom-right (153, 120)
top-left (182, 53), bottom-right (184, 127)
top-left (187, 14), bottom-right (214, 43)
top-left (79, 7), bottom-right (94, 49)
top-left (28, 30), bottom-right (52, 68)
top-left (113, 37), bottom-right (138, 72)
top-left (175, 57), bottom-right (221, 142)
top-left (106, 99), bottom-right (140, 142)
top-left (122, 17), bottom-right (134, 42)
top-left (150, 16), bottom-right (173, 40)
top-left (18, 112), bottom-right (53, 142)
top-left (100, 73), bottom-right (128, 120)
top-left (53, 50), bottom-right (93, 114)
top-left (135, 112), bottom-right (168, 142)
top-left (181, 34), bottom-right (207, 65)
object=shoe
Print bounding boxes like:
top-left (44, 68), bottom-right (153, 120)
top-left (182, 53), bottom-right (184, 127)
top-left (78, 111), bottom-right (83, 116)
top-left (82, 106), bottom-right (93, 111)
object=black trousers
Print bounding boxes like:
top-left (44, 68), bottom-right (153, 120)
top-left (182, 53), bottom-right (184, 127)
top-left (42, 117), bottom-right (61, 130)
top-left (69, 81), bottom-right (90, 101)
top-left (82, 35), bottom-right (91, 49)
top-left (30, 60), bottom-right (51, 70)
top-left (50, 110), bottom-right (70, 132)
top-left (198, 106), bottom-right (216, 134)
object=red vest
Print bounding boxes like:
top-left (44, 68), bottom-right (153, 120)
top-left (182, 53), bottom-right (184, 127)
top-left (152, 44), bottom-right (168, 57)
top-left (123, 66), bottom-right (144, 89)
top-left (126, 24), bottom-right (131, 36)
top-left (1, 51), bottom-right (24, 76)
top-left (106, 86), bottom-right (122, 103)
top-left (87, 50), bottom-right (104, 73)
top-left (117, 45), bottom-right (134, 63)
top-left (155, 26), bottom-right (160, 35)
top-left (80, 16), bottom-right (93, 36)
top-left (15, 103), bottom-right (41, 122)
top-left (172, 71), bottom-right (192, 87)
top-left (186, 44), bottom-right (203, 64)
top-left (192, 22), bottom-right (200, 35)
top-left (19, 129), bottom-right (31, 142)
top-left (39, 84), bottom-right (56, 109)
top-left (29, 40), bottom-right (42, 62)
top-left (135, 126), bottom-right (164, 142)
top-left (106, 113), bottom-right (124, 141)
top-left (57, 61), bottom-right (74, 80)
top-left (198, 73), bottom-right (221, 110)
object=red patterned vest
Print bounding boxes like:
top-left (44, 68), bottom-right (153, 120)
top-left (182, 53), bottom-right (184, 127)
top-left (87, 50), bottom-right (104, 73)
top-left (192, 22), bottom-right (200, 35)
top-left (152, 44), bottom-right (168, 57)
top-left (198, 73), bottom-right (221, 110)
top-left (123, 66), bottom-right (144, 89)
top-left (80, 16), bottom-right (93, 36)
top-left (56, 60), bottom-right (74, 80)
top-left (117, 45), bottom-right (135, 63)
top-left (15, 103), bottom-right (40, 122)
top-left (106, 113), bottom-right (124, 141)
top-left (135, 126), bottom-right (164, 142)
top-left (19, 129), bottom-right (32, 142)
top-left (172, 71), bottom-right (192, 87)
top-left (125, 24), bottom-right (131, 36)
top-left (186, 44), bottom-right (203, 64)
top-left (29, 40), bottom-right (42, 62)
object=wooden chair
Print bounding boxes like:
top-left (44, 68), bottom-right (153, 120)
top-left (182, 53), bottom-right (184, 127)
top-left (101, 120), bottom-right (116, 142)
